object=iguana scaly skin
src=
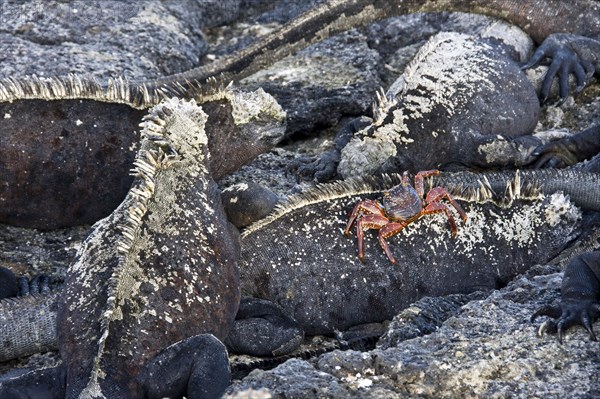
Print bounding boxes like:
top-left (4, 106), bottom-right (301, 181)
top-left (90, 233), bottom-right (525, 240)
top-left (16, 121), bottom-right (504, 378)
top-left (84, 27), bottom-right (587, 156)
top-left (532, 250), bottom-right (600, 342)
top-left (0, 98), bottom-right (241, 398)
top-left (0, 293), bottom-right (58, 362)
top-left (58, 97), bottom-right (240, 398)
top-left (0, 77), bottom-right (285, 229)
top-left (2, 0), bottom-right (599, 228)
top-left (238, 171), bottom-right (585, 335)
top-left (334, 30), bottom-right (541, 177)
top-left (1, 0), bottom-right (599, 379)
top-left (301, 18), bottom-right (599, 180)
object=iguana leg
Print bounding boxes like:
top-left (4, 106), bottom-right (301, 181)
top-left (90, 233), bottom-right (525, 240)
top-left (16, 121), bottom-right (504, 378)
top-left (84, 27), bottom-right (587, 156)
top-left (225, 296), bottom-right (304, 357)
top-left (522, 33), bottom-right (600, 104)
top-left (18, 274), bottom-right (51, 296)
top-left (533, 125), bottom-right (600, 168)
top-left (0, 364), bottom-right (66, 399)
top-left (297, 116), bottom-right (372, 182)
top-left (531, 251), bottom-right (600, 343)
top-left (469, 133), bottom-right (543, 168)
top-left (137, 334), bottom-right (230, 399)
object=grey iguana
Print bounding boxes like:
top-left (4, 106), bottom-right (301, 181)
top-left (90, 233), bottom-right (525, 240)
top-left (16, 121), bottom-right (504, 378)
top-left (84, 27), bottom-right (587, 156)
top-left (1, 97), bottom-right (241, 399)
top-left (298, 24), bottom-right (599, 181)
top-left (231, 170), bottom-right (589, 342)
top-left (0, 77), bottom-right (285, 229)
top-left (1, 2), bottom-right (594, 392)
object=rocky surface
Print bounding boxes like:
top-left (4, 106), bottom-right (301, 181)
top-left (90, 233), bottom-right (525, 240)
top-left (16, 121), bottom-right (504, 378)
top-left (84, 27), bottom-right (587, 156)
top-left (1, 1), bottom-right (200, 80)
top-left (0, 1), bottom-right (599, 398)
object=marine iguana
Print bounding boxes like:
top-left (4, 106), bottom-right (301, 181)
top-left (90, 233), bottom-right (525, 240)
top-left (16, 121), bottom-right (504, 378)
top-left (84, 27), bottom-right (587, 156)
top-left (0, 97), bottom-right (241, 398)
top-left (0, 77), bottom-right (285, 229)
top-left (148, 0), bottom-right (600, 175)
top-left (533, 124), bottom-right (600, 169)
top-left (0, 0), bottom-right (596, 388)
top-left (2, 0), bottom-right (599, 228)
top-left (234, 171), bottom-right (585, 340)
top-left (2, 169), bottom-right (598, 363)
top-left (298, 23), bottom-right (599, 181)
top-left (144, 0), bottom-right (600, 97)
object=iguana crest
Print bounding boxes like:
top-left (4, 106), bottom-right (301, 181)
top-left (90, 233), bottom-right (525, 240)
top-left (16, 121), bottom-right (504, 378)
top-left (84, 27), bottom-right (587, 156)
top-left (58, 97), bottom-right (240, 398)
top-left (0, 74), bottom-right (154, 108)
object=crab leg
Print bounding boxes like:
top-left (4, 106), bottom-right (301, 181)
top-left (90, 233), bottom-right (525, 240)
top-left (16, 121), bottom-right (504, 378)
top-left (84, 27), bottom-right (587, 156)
top-left (425, 187), bottom-right (468, 222)
top-left (422, 202), bottom-right (459, 237)
top-left (355, 215), bottom-right (389, 262)
top-left (344, 199), bottom-right (385, 236)
top-left (413, 170), bottom-right (440, 197)
top-left (378, 221), bottom-right (412, 264)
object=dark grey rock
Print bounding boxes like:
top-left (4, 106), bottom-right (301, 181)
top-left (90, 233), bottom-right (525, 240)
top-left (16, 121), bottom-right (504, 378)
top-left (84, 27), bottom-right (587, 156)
top-left (229, 358), bottom-right (353, 398)
top-left (376, 292), bottom-right (487, 349)
top-left (245, 0), bottom-right (324, 24)
top-left (366, 12), bottom-right (533, 90)
top-left (219, 147), bottom-right (314, 198)
top-left (0, 223), bottom-right (88, 279)
top-left (222, 182), bottom-right (279, 228)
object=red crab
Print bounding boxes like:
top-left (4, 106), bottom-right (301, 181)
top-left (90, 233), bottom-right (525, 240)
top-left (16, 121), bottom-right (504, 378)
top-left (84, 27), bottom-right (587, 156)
top-left (344, 170), bottom-right (468, 264)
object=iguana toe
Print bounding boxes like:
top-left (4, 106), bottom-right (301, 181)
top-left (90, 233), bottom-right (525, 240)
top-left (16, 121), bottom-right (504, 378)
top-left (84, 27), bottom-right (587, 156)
top-left (532, 299), bottom-right (600, 343)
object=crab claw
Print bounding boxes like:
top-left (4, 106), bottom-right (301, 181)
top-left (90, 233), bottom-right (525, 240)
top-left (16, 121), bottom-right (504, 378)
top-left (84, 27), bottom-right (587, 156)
top-left (531, 299), bottom-right (600, 343)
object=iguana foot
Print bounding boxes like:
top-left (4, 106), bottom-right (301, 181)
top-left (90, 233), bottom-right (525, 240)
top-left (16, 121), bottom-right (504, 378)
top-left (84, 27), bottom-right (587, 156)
top-left (532, 125), bottom-right (600, 168)
top-left (531, 251), bottom-right (600, 343)
top-left (531, 299), bottom-right (600, 343)
top-left (137, 334), bottom-right (230, 399)
top-left (225, 297), bottom-right (304, 357)
top-left (522, 33), bottom-right (596, 104)
top-left (297, 149), bottom-right (341, 183)
top-left (297, 116), bottom-right (372, 183)
top-left (17, 274), bottom-right (51, 296)
top-left (532, 137), bottom-right (581, 168)
top-left (0, 267), bottom-right (54, 299)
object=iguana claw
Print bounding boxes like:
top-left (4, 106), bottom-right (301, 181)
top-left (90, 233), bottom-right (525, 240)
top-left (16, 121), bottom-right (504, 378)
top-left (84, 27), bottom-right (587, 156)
top-left (532, 299), bottom-right (600, 343)
top-left (522, 33), bottom-right (596, 104)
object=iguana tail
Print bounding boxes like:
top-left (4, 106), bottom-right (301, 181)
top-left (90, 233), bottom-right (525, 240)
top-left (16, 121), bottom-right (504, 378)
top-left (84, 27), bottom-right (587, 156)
top-left (143, 0), bottom-right (600, 95)
top-left (431, 169), bottom-right (600, 211)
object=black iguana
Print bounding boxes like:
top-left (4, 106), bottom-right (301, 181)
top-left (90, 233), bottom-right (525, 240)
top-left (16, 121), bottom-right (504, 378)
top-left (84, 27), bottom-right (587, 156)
top-left (144, 0), bottom-right (600, 96)
top-left (0, 2), bottom-right (596, 390)
top-left (1, 169), bottom-right (599, 364)
top-left (298, 24), bottom-right (599, 180)
top-left (0, 97), bottom-right (241, 399)
top-left (533, 125), bottom-right (600, 169)
top-left (233, 170), bottom-right (587, 341)
top-left (151, 0), bottom-right (600, 180)
top-left (0, 77), bottom-right (285, 229)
